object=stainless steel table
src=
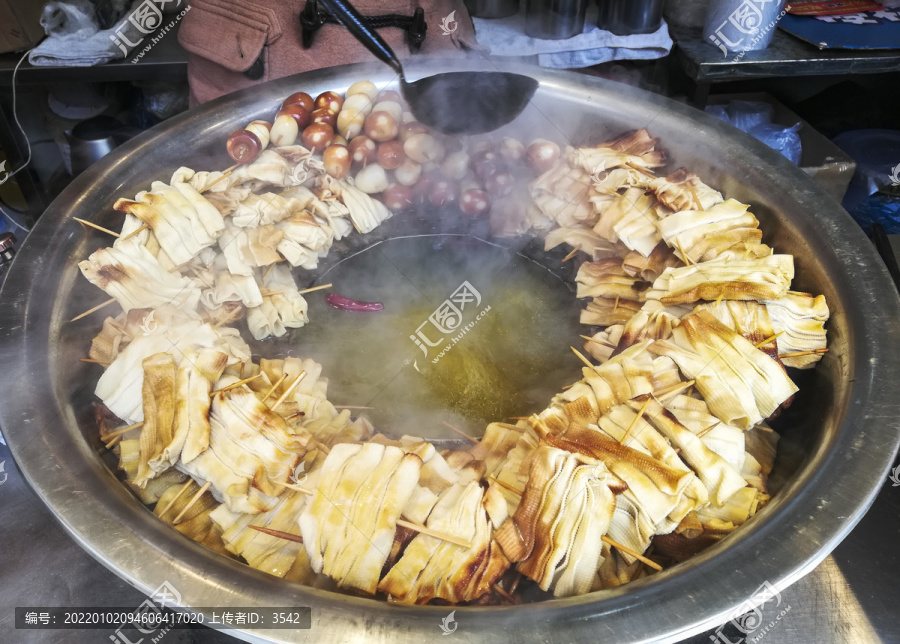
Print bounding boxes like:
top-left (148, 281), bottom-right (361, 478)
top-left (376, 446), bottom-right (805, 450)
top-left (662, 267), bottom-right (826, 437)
top-left (2, 434), bottom-right (898, 643)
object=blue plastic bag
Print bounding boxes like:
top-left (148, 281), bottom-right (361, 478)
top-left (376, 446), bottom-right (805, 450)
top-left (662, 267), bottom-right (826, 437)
top-left (706, 101), bottom-right (802, 165)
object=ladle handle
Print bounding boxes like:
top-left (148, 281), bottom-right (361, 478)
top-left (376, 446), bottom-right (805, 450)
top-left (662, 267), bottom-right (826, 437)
top-left (318, 0), bottom-right (404, 78)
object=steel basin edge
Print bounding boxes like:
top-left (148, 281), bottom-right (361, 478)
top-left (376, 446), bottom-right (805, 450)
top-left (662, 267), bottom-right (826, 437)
top-left (1, 60), bottom-right (899, 643)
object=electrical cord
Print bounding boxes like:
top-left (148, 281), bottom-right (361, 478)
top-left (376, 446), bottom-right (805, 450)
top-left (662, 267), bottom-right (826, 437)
top-left (0, 49), bottom-right (34, 189)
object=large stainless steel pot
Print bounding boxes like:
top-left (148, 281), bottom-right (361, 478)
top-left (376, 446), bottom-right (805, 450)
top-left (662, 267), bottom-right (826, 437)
top-left (1, 61), bottom-right (899, 644)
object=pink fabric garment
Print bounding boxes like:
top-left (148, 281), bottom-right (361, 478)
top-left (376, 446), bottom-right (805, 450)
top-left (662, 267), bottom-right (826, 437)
top-left (178, 0), bottom-right (479, 105)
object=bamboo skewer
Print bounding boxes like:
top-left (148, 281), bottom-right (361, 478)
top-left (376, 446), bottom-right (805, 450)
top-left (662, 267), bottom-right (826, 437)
top-left (779, 348), bottom-right (829, 358)
top-left (277, 481), bottom-right (315, 495)
top-left (102, 421), bottom-right (143, 441)
top-left (396, 519), bottom-right (472, 549)
top-left (200, 163), bottom-right (240, 194)
top-left (620, 397), bottom-right (651, 446)
top-left (754, 331), bottom-right (784, 349)
top-left (157, 479), bottom-right (193, 518)
top-left (562, 247), bottom-right (579, 262)
top-left (260, 290), bottom-right (284, 297)
top-left (570, 346), bottom-right (594, 370)
top-left (493, 584), bottom-right (517, 604)
top-left (297, 283), bottom-right (332, 295)
top-left (334, 405), bottom-right (374, 410)
top-left (120, 223), bottom-right (149, 242)
top-left (73, 217), bottom-right (120, 238)
top-left (488, 476), bottom-right (524, 496)
top-left (687, 183), bottom-right (703, 211)
top-left (601, 535), bottom-right (663, 572)
top-left (173, 481), bottom-right (211, 524)
top-left (270, 371), bottom-right (307, 411)
top-left (654, 379), bottom-right (696, 402)
top-left (495, 422), bottom-right (526, 432)
top-left (248, 519), bottom-right (472, 549)
top-left (261, 373), bottom-right (288, 403)
top-left (212, 308), bottom-right (244, 329)
top-left (210, 373), bottom-right (263, 396)
top-left (697, 422), bottom-right (720, 439)
top-left (625, 161), bottom-right (656, 178)
top-left (613, 295), bottom-right (620, 312)
top-left (509, 416), bottom-right (530, 421)
top-left (249, 525), bottom-right (304, 542)
top-left (441, 421), bottom-right (479, 444)
top-left (675, 237), bottom-right (693, 266)
top-left (70, 297), bottom-right (117, 322)
top-left (80, 358), bottom-right (110, 366)
top-left (312, 440), bottom-right (331, 455)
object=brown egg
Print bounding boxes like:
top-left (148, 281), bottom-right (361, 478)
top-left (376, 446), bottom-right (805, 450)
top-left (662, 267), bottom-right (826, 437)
top-left (484, 172), bottom-right (515, 197)
top-left (382, 184), bottom-right (414, 211)
top-left (526, 139), bottom-right (561, 174)
top-left (364, 111), bottom-right (399, 142)
top-left (322, 144), bottom-right (351, 179)
top-left (279, 104), bottom-right (311, 130)
top-left (226, 129), bottom-right (262, 164)
top-left (348, 135), bottom-right (377, 166)
top-left (460, 188), bottom-right (491, 217)
top-left (311, 108), bottom-right (337, 129)
top-left (282, 92), bottom-right (314, 113)
top-left (332, 134), bottom-right (348, 147)
top-left (428, 176), bottom-right (459, 207)
top-left (301, 123), bottom-right (334, 153)
top-left (412, 174), bottom-right (433, 204)
top-left (499, 137), bottom-right (525, 163)
top-left (399, 121), bottom-right (429, 142)
top-left (377, 140), bottom-right (405, 170)
top-left (404, 133), bottom-right (445, 164)
top-left (377, 89), bottom-right (403, 105)
top-left (470, 149), bottom-right (506, 184)
top-left (315, 90), bottom-right (343, 114)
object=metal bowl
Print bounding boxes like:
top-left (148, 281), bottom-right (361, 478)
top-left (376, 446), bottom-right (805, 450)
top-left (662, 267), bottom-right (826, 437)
top-left (2, 61), bottom-right (899, 643)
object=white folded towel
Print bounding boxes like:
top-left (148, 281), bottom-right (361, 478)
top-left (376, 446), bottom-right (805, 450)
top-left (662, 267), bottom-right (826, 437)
top-left (473, 7), bottom-right (672, 69)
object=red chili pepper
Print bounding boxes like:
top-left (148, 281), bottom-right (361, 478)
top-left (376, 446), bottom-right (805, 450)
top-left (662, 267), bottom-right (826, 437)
top-left (325, 293), bottom-right (384, 312)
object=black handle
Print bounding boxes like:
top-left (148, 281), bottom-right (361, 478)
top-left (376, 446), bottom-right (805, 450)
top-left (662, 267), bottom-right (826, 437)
top-left (318, 0), bottom-right (404, 77)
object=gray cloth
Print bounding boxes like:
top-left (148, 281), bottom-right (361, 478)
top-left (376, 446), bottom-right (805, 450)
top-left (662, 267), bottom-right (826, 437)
top-left (28, 0), bottom-right (185, 67)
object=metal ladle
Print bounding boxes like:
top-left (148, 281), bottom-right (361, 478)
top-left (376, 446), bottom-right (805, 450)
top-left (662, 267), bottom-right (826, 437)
top-left (319, 0), bottom-right (538, 135)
